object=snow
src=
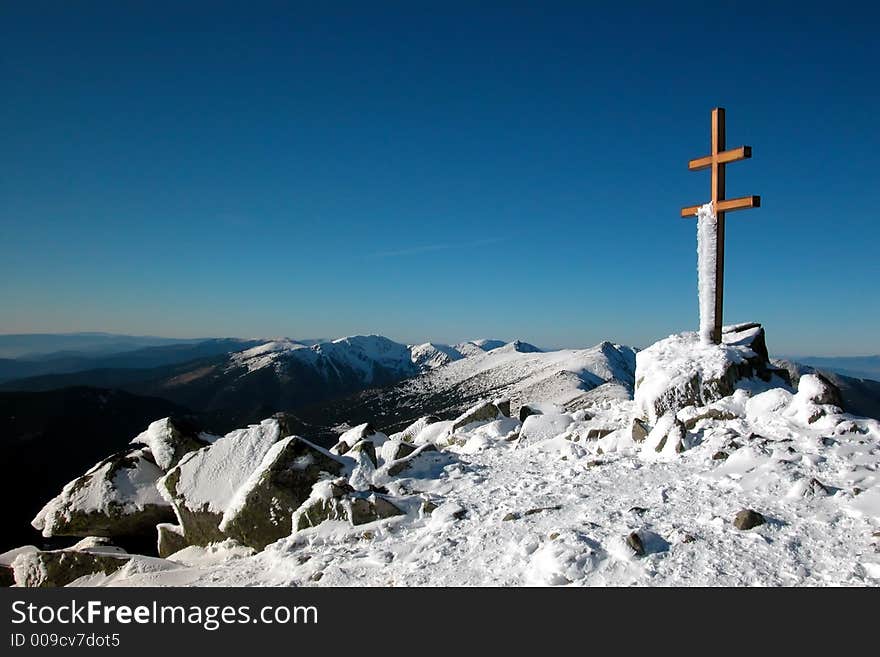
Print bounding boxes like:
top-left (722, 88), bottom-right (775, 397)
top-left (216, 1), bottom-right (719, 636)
top-left (696, 202), bottom-right (717, 344)
top-left (159, 418), bottom-right (286, 514)
top-left (60, 372), bottom-right (880, 587)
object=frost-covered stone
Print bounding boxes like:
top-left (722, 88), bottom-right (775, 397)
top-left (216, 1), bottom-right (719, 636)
top-left (630, 418), bottom-right (650, 442)
top-left (159, 417), bottom-right (291, 546)
top-left (733, 509), bottom-right (766, 530)
top-left (32, 447), bottom-right (173, 539)
top-left (389, 416), bottom-right (441, 443)
top-left (634, 324), bottom-right (775, 423)
top-left (131, 417), bottom-right (211, 472)
top-left (292, 481), bottom-right (403, 531)
top-left (157, 523), bottom-right (187, 558)
top-left (330, 423), bottom-right (388, 455)
top-left (218, 436), bottom-right (348, 550)
top-left (13, 547), bottom-right (131, 587)
top-left (519, 413), bottom-right (573, 443)
top-left (451, 400), bottom-right (506, 432)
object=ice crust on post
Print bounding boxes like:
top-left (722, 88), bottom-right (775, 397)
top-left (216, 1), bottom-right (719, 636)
top-left (696, 202), bottom-right (717, 344)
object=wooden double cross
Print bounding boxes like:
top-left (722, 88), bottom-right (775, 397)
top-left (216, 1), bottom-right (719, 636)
top-left (681, 108), bottom-right (760, 344)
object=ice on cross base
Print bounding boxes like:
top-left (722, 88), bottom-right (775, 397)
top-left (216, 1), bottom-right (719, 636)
top-left (696, 202), bottom-right (717, 344)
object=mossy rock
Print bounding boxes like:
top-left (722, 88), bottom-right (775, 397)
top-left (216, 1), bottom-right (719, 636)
top-left (14, 549), bottom-right (130, 588)
top-left (219, 437), bottom-right (346, 550)
top-left (34, 448), bottom-right (174, 540)
top-left (157, 523), bottom-right (188, 558)
top-left (158, 466), bottom-right (227, 546)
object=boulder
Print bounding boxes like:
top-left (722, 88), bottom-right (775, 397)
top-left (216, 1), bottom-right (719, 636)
top-left (292, 481), bottom-right (403, 531)
top-left (519, 404), bottom-right (540, 422)
top-left (494, 399), bottom-right (511, 418)
top-left (292, 481), bottom-right (352, 531)
top-left (331, 423), bottom-right (388, 455)
top-left (13, 547), bottom-right (130, 588)
top-left (733, 509), bottom-right (765, 530)
top-left (158, 417), bottom-right (291, 546)
top-left (348, 439), bottom-right (378, 468)
top-left (634, 324), bottom-right (777, 424)
top-left (451, 400), bottom-right (506, 432)
top-left (157, 523), bottom-right (187, 558)
top-left (679, 406), bottom-right (739, 430)
top-left (630, 418), bottom-right (650, 442)
top-left (386, 444), bottom-right (440, 477)
top-left (390, 416), bottom-right (441, 443)
top-left (519, 413), bottom-right (574, 443)
top-left (32, 447), bottom-right (174, 539)
top-left (219, 437), bottom-right (348, 550)
top-left (797, 373), bottom-right (844, 408)
top-left (131, 417), bottom-right (211, 472)
top-left (626, 532), bottom-right (645, 556)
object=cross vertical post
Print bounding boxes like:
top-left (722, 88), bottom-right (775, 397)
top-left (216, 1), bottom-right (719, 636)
top-left (681, 107), bottom-right (760, 344)
top-left (711, 108), bottom-right (726, 345)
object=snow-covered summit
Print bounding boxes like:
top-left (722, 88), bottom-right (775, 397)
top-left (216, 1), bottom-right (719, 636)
top-left (9, 323), bottom-right (880, 587)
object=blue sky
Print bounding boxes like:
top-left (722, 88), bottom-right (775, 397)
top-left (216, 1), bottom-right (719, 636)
top-left (1, 2), bottom-right (877, 355)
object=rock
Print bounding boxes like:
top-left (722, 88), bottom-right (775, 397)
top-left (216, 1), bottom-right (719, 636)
top-left (157, 523), bottom-right (187, 558)
top-left (158, 417), bottom-right (292, 546)
top-left (586, 428), bottom-right (613, 440)
top-left (799, 373), bottom-right (844, 408)
top-left (451, 400), bottom-right (505, 432)
top-left (520, 413), bottom-right (574, 443)
top-left (790, 478), bottom-right (832, 498)
top-left (386, 443), bottom-right (439, 477)
top-left (502, 512), bottom-right (520, 521)
top-left (733, 509), bottom-right (765, 530)
top-left (712, 450), bottom-right (729, 460)
top-left (390, 416), bottom-right (441, 443)
top-left (630, 418), bottom-right (650, 442)
top-left (32, 447), bottom-right (174, 539)
top-left (292, 481), bottom-right (351, 531)
top-left (384, 440), bottom-right (417, 462)
top-left (643, 413), bottom-right (687, 455)
top-left (331, 422), bottom-right (388, 455)
top-left (219, 437), bottom-right (347, 550)
top-left (131, 417), bottom-right (210, 472)
top-left (680, 406), bottom-right (738, 430)
top-left (523, 505), bottom-right (561, 516)
top-left (681, 533), bottom-right (697, 544)
top-left (519, 404), bottom-right (541, 422)
top-left (494, 399), bottom-right (511, 418)
top-left (13, 548), bottom-right (130, 587)
top-left (348, 439), bottom-right (378, 468)
top-left (420, 500), bottom-right (438, 516)
top-left (626, 532), bottom-right (645, 556)
top-left (634, 325), bottom-right (775, 424)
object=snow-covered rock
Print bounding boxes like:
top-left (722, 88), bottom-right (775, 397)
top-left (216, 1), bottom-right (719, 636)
top-left (12, 544), bottom-right (131, 588)
top-left (330, 422), bottom-right (388, 456)
top-left (634, 323), bottom-right (782, 424)
top-left (130, 417), bottom-right (213, 472)
top-left (219, 436), bottom-right (349, 550)
top-left (158, 416), bottom-right (292, 546)
top-left (32, 447), bottom-right (173, 539)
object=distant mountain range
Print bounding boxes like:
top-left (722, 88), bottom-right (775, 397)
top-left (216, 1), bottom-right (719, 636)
top-left (0, 335), bottom-right (537, 433)
top-left (0, 332), bottom-right (209, 359)
top-left (780, 355), bottom-right (880, 381)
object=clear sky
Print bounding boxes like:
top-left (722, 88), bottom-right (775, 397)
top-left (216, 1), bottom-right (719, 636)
top-left (1, 2), bottom-right (877, 355)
